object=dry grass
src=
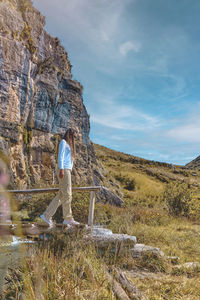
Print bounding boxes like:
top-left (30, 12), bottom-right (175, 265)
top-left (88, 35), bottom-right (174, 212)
top-left (3, 144), bottom-right (200, 299)
top-left (4, 235), bottom-right (116, 300)
top-left (93, 144), bottom-right (200, 299)
top-left (131, 274), bottom-right (200, 300)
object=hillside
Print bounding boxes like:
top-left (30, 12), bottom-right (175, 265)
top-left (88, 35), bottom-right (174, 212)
top-left (94, 143), bottom-right (200, 207)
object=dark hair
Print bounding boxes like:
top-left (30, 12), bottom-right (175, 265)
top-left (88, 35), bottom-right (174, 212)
top-left (63, 128), bottom-right (77, 160)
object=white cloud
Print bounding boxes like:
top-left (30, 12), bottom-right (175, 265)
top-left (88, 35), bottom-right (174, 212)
top-left (119, 40), bottom-right (141, 56)
top-left (90, 101), bottom-right (160, 131)
top-left (33, 0), bottom-right (136, 60)
top-left (32, 0), bottom-right (200, 165)
top-left (167, 103), bottom-right (200, 143)
top-left (168, 123), bottom-right (200, 143)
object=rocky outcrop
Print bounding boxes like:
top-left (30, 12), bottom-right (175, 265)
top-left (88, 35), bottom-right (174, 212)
top-left (0, 0), bottom-right (86, 186)
top-left (99, 186), bottom-right (123, 206)
top-left (186, 155), bottom-right (200, 170)
top-left (0, 0), bottom-right (122, 205)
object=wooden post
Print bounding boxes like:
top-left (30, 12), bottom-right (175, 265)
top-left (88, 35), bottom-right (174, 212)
top-left (88, 191), bottom-right (95, 226)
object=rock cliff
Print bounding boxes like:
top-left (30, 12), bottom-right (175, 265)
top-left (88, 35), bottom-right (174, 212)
top-left (0, 0), bottom-right (122, 205)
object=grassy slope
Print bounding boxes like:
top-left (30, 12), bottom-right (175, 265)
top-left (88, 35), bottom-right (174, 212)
top-left (94, 143), bottom-right (200, 206)
top-left (93, 144), bottom-right (200, 299)
top-left (7, 144), bottom-right (200, 299)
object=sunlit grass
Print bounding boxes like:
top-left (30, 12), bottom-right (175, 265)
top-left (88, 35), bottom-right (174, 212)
top-left (132, 274), bottom-right (200, 300)
top-left (4, 235), bottom-right (115, 299)
top-left (3, 143), bottom-right (200, 299)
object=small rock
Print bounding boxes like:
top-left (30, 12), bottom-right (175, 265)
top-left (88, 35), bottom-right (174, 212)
top-left (127, 268), bottom-right (161, 280)
top-left (131, 243), bottom-right (164, 258)
top-left (166, 256), bottom-right (180, 264)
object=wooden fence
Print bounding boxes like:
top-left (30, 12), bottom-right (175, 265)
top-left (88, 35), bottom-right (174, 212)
top-left (4, 186), bottom-right (102, 226)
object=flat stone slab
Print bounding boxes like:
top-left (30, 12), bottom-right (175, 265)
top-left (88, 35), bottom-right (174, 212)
top-left (126, 268), bottom-right (163, 280)
top-left (84, 227), bottom-right (137, 249)
top-left (88, 227), bottom-right (113, 235)
top-left (175, 262), bottom-right (200, 270)
top-left (131, 243), bottom-right (164, 258)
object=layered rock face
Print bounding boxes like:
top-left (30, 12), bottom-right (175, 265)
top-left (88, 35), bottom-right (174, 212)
top-left (0, 0), bottom-right (105, 190)
top-left (186, 156), bottom-right (200, 170)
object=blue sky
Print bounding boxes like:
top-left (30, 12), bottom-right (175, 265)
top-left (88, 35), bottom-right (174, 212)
top-left (32, 0), bottom-right (200, 165)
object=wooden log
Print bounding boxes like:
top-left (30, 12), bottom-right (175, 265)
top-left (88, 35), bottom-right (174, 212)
top-left (3, 186), bottom-right (102, 194)
top-left (0, 224), bottom-right (16, 235)
top-left (88, 191), bottom-right (95, 226)
top-left (105, 270), bottom-right (131, 300)
top-left (115, 268), bottom-right (148, 300)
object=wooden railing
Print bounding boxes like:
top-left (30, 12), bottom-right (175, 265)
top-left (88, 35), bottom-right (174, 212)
top-left (4, 186), bottom-right (102, 226)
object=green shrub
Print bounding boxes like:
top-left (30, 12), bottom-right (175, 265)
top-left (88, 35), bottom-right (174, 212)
top-left (163, 183), bottom-right (192, 217)
top-left (71, 192), bottom-right (90, 224)
top-left (20, 22), bottom-right (36, 56)
top-left (18, 193), bottom-right (54, 222)
top-left (114, 173), bottom-right (135, 191)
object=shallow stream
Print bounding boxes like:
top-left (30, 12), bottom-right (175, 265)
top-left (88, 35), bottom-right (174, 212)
top-left (0, 236), bottom-right (34, 293)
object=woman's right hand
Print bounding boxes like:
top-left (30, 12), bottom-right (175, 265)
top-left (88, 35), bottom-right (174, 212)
top-left (59, 169), bottom-right (64, 179)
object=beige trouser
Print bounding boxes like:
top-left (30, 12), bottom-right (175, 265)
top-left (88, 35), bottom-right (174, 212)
top-left (44, 169), bottom-right (73, 221)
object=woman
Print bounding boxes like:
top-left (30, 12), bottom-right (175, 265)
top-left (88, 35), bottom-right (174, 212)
top-left (40, 128), bottom-right (79, 226)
